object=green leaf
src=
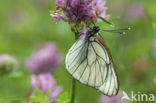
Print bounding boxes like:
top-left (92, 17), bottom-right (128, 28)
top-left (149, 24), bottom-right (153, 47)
top-left (45, 91), bottom-right (51, 102)
top-left (36, 88), bottom-right (44, 98)
top-left (58, 92), bottom-right (70, 103)
top-left (49, 10), bottom-right (54, 14)
top-left (31, 89), bottom-right (51, 103)
top-left (99, 16), bottom-right (114, 26)
top-left (45, 91), bottom-right (51, 98)
top-left (31, 95), bottom-right (42, 103)
top-left (109, 16), bottom-right (120, 22)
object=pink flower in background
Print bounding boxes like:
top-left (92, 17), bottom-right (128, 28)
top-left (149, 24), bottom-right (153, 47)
top-left (153, 39), bottom-right (156, 57)
top-left (0, 54), bottom-right (18, 75)
top-left (31, 73), bottom-right (62, 101)
top-left (51, 0), bottom-right (109, 24)
top-left (100, 92), bottom-right (127, 103)
top-left (125, 3), bottom-right (146, 21)
top-left (26, 42), bottom-right (61, 74)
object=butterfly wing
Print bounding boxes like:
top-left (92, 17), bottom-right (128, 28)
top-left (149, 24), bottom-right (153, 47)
top-left (65, 35), bottom-right (119, 96)
top-left (95, 35), bottom-right (119, 96)
top-left (65, 38), bottom-right (89, 82)
top-left (65, 37), bottom-right (105, 87)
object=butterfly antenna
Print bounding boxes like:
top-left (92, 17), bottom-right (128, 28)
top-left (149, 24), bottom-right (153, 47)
top-left (102, 27), bottom-right (131, 35)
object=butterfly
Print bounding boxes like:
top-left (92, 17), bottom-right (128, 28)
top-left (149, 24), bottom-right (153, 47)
top-left (65, 26), bottom-right (119, 96)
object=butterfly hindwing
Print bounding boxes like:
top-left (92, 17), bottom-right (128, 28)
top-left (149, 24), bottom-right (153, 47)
top-left (95, 36), bottom-right (119, 96)
top-left (65, 34), bottom-right (119, 96)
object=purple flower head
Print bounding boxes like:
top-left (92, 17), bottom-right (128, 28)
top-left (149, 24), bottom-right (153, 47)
top-left (153, 39), bottom-right (156, 57)
top-left (51, 0), bottom-right (109, 25)
top-left (0, 54), bottom-right (18, 75)
top-left (31, 73), bottom-right (62, 101)
top-left (100, 92), bottom-right (127, 103)
top-left (26, 42), bottom-right (61, 74)
top-left (125, 3), bottom-right (146, 21)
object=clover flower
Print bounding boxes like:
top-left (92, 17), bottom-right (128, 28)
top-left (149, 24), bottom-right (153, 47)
top-left (31, 73), bottom-right (62, 101)
top-left (100, 92), bottom-right (127, 103)
top-left (26, 42), bottom-right (61, 74)
top-left (0, 54), bottom-right (18, 75)
top-left (51, 0), bottom-right (109, 33)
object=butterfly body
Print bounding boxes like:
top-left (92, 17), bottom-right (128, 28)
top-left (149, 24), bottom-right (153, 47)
top-left (65, 26), bottom-right (119, 96)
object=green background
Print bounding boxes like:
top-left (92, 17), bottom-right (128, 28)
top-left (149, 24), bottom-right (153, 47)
top-left (0, 0), bottom-right (156, 103)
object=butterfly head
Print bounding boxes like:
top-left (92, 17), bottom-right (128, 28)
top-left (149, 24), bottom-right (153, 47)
top-left (92, 26), bottom-right (100, 33)
top-left (87, 26), bottom-right (100, 38)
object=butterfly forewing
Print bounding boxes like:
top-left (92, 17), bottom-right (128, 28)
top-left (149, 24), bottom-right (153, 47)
top-left (65, 34), bottom-right (119, 96)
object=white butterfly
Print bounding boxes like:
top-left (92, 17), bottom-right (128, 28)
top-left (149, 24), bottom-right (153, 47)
top-left (65, 26), bottom-right (119, 96)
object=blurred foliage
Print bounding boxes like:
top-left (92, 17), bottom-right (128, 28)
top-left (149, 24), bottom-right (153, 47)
top-left (58, 92), bottom-right (70, 103)
top-left (31, 89), bottom-right (51, 103)
top-left (0, 0), bottom-right (156, 103)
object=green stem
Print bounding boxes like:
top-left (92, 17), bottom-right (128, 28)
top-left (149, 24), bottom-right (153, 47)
top-left (71, 78), bottom-right (76, 103)
top-left (70, 30), bottom-right (79, 103)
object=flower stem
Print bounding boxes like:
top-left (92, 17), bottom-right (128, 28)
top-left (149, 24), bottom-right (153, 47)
top-left (71, 78), bottom-right (76, 103)
top-left (70, 31), bottom-right (79, 103)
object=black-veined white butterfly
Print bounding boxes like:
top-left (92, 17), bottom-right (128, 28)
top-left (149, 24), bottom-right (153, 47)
top-left (65, 26), bottom-right (119, 96)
